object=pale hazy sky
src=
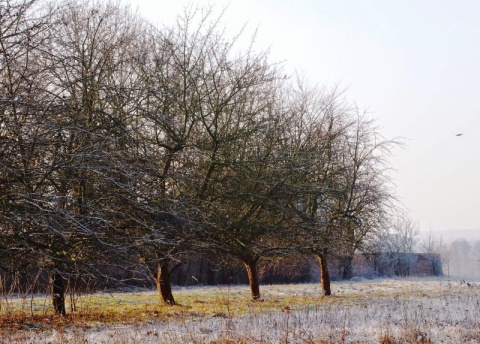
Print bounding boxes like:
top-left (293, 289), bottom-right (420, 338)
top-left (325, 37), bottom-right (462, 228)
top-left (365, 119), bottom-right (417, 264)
top-left (129, 0), bottom-right (480, 237)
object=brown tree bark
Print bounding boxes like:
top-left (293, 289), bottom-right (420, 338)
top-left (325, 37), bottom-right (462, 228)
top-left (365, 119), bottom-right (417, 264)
top-left (156, 260), bottom-right (176, 305)
top-left (51, 271), bottom-right (66, 316)
top-left (243, 257), bottom-right (261, 300)
top-left (317, 253), bottom-right (332, 296)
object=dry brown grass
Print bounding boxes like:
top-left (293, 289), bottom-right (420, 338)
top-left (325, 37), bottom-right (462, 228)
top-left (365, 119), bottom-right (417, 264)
top-left (0, 284), bottom-right (326, 329)
top-left (1, 278), bottom-right (479, 343)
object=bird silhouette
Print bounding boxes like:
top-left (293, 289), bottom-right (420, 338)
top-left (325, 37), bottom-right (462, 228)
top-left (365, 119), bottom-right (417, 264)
top-left (456, 133), bottom-right (463, 136)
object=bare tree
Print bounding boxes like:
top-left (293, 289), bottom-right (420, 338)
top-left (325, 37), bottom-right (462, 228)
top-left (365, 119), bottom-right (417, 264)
top-left (0, 0), bottom-right (403, 312)
top-left (18, 0), bottom-right (145, 314)
top-left (283, 79), bottom-right (397, 295)
top-left (129, 8), bottom-right (229, 305)
top-left (327, 113), bottom-right (397, 280)
top-left (279, 82), bottom-right (351, 296)
top-left (182, 19), bottom-right (288, 300)
top-left (419, 229), bottom-right (444, 276)
top-left (0, 0), bottom-right (61, 310)
top-left (377, 215), bottom-right (419, 276)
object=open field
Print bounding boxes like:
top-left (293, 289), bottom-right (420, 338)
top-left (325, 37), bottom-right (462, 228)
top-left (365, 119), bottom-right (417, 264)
top-left (2, 277), bottom-right (480, 343)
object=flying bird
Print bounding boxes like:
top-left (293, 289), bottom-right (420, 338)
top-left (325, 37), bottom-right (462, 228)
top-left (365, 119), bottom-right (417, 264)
top-left (456, 133), bottom-right (463, 136)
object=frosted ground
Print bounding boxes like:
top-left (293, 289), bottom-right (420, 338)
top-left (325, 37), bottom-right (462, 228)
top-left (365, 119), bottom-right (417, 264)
top-left (5, 277), bottom-right (480, 343)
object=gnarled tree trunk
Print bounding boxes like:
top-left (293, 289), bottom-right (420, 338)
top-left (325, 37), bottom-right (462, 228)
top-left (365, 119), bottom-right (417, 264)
top-left (156, 259), bottom-right (176, 305)
top-left (51, 271), bottom-right (66, 316)
top-left (317, 253), bottom-right (331, 296)
top-left (243, 257), bottom-right (261, 300)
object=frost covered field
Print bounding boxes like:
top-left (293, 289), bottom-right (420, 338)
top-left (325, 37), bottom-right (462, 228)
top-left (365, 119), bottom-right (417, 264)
top-left (4, 277), bottom-right (480, 343)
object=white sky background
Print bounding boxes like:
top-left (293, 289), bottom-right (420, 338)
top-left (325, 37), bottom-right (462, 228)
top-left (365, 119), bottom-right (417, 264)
top-left (128, 0), bottom-right (480, 239)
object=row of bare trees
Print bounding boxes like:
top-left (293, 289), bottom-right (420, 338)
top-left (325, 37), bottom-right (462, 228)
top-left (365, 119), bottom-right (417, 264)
top-left (0, 0), bottom-right (398, 315)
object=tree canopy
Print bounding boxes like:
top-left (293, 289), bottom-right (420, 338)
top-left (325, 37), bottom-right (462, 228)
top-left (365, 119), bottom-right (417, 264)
top-left (0, 0), bottom-right (399, 313)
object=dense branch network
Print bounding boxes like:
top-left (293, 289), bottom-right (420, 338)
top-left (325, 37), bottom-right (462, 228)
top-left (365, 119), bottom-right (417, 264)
top-left (0, 0), bottom-right (400, 313)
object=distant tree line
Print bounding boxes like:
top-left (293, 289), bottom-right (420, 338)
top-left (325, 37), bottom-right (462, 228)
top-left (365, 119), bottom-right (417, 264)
top-left (0, 0), bottom-right (399, 315)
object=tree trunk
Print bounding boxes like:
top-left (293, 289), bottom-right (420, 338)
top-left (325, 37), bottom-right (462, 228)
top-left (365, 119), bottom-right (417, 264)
top-left (340, 255), bottom-right (354, 280)
top-left (156, 260), bottom-right (176, 305)
top-left (51, 272), bottom-right (66, 316)
top-left (317, 254), bottom-right (331, 296)
top-left (243, 258), bottom-right (261, 300)
top-left (205, 259), bottom-right (215, 285)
